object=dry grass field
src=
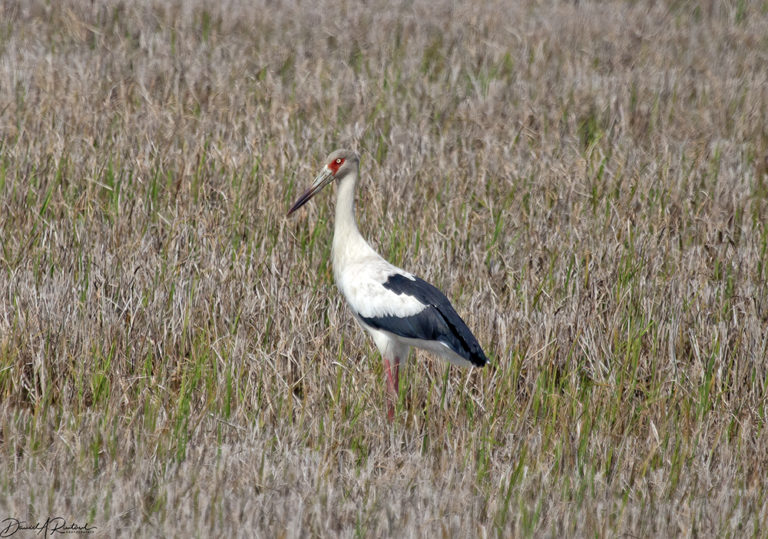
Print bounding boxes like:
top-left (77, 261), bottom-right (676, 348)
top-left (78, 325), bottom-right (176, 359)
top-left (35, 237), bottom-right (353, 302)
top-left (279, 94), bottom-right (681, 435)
top-left (2, 0), bottom-right (768, 536)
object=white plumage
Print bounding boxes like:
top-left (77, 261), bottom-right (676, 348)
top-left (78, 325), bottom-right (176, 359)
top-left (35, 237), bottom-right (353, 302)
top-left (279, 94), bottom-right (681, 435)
top-left (336, 262), bottom-right (425, 320)
top-left (288, 149), bottom-right (488, 420)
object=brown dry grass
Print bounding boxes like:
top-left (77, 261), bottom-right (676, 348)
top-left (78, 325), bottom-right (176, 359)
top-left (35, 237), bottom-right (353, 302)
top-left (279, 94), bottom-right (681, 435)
top-left (1, 0), bottom-right (768, 536)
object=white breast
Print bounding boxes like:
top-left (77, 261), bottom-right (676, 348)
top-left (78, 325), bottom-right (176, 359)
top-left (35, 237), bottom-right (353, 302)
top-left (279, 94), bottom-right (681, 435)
top-left (335, 255), bottom-right (426, 319)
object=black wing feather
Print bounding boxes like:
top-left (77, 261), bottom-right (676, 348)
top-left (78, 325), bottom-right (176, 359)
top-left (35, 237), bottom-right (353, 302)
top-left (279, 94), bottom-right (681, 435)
top-left (359, 274), bottom-right (488, 367)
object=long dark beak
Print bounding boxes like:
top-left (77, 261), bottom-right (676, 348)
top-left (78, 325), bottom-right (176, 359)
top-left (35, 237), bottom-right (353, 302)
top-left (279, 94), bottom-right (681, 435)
top-left (287, 167), bottom-right (334, 216)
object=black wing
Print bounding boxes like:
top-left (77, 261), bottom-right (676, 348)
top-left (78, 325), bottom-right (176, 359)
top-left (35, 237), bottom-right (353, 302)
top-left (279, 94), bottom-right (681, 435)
top-left (359, 274), bottom-right (488, 367)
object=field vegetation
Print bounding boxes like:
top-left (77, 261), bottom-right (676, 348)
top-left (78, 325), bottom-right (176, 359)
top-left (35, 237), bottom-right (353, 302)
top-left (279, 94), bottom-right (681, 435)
top-left (1, 0), bottom-right (768, 536)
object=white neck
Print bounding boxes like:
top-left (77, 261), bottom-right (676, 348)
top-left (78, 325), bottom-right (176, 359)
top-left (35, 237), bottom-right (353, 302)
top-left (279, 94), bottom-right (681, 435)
top-left (333, 172), bottom-right (360, 242)
top-left (331, 168), bottom-right (376, 282)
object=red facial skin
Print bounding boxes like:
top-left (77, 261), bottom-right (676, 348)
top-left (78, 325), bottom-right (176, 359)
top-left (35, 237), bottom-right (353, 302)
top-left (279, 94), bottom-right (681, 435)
top-left (328, 158), bottom-right (345, 175)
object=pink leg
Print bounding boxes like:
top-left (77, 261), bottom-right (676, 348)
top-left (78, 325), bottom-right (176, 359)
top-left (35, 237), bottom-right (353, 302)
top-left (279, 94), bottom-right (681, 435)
top-left (383, 357), bottom-right (400, 422)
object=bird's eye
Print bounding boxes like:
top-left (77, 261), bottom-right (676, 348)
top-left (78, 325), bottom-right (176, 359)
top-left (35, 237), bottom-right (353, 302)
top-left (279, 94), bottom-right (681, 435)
top-left (328, 157), bottom-right (345, 173)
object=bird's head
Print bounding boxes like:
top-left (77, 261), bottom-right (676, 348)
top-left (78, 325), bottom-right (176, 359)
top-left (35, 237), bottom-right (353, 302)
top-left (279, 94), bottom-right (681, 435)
top-left (287, 149), bottom-right (360, 216)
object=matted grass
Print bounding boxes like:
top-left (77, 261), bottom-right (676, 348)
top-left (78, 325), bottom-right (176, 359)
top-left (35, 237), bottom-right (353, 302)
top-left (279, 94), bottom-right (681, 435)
top-left (1, 0), bottom-right (767, 536)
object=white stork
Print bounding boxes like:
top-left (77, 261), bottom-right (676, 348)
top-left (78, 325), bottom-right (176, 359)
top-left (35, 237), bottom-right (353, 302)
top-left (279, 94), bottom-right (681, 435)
top-left (288, 149), bottom-right (488, 421)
